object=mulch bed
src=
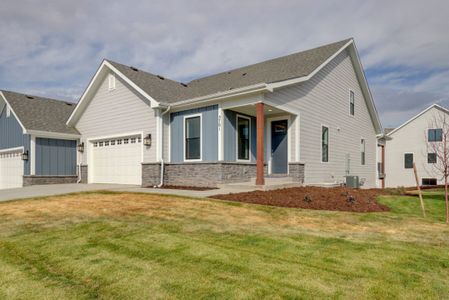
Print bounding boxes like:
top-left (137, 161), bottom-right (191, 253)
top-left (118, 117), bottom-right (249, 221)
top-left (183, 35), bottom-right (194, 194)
top-left (149, 185), bottom-right (218, 191)
top-left (212, 187), bottom-right (390, 212)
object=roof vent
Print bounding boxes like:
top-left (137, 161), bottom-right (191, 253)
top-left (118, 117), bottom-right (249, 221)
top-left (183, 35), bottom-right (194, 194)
top-left (130, 66), bottom-right (139, 72)
top-left (157, 75), bottom-right (165, 80)
top-left (229, 87), bottom-right (234, 90)
top-left (227, 71), bottom-right (231, 74)
top-left (25, 95), bottom-right (34, 99)
top-left (242, 73), bottom-right (247, 76)
top-left (65, 102), bottom-right (74, 106)
top-left (181, 83), bottom-right (188, 87)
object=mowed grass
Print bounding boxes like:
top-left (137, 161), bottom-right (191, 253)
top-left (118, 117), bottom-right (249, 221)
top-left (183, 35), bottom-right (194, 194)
top-left (0, 191), bottom-right (448, 299)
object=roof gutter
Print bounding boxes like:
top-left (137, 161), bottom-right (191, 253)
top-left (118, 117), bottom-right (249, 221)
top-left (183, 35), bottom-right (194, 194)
top-left (165, 83), bottom-right (272, 108)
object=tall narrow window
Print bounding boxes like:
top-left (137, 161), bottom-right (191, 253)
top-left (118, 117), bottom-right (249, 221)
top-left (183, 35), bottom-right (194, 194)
top-left (108, 73), bottom-right (116, 90)
top-left (6, 105), bottom-right (11, 117)
top-left (237, 116), bottom-right (250, 160)
top-left (322, 126), bottom-right (329, 162)
top-left (404, 153), bottom-right (413, 169)
top-left (360, 139), bottom-right (366, 165)
top-left (185, 116), bottom-right (201, 160)
top-left (428, 129), bottom-right (442, 142)
top-left (349, 90), bottom-right (355, 116)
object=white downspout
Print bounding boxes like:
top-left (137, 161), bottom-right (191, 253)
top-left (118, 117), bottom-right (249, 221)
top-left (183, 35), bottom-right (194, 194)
top-left (156, 105), bottom-right (171, 188)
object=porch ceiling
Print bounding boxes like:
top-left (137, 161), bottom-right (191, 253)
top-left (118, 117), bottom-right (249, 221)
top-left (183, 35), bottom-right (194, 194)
top-left (229, 104), bottom-right (287, 117)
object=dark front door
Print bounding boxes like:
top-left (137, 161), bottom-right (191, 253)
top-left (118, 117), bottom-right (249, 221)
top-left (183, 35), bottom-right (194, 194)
top-left (271, 120), bottom-right (288, 174)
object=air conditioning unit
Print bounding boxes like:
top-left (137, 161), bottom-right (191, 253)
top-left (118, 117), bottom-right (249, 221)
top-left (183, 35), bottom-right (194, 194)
top-left (345, 176), bottom-right (360, 188)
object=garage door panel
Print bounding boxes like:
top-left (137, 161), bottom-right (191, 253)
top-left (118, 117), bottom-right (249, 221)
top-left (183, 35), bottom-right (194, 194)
top-left (91, 136), bottom-right (142, 185)
top-left (0, 150), bottom-right (24, 190)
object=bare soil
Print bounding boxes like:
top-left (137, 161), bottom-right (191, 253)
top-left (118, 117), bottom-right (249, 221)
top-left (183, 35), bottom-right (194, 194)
top-left (212, 187), bottom-right (390, 212)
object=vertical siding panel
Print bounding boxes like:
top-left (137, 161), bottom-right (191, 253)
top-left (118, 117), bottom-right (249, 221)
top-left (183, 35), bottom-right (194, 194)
top-left (35, 138), bottom-right (77, 176)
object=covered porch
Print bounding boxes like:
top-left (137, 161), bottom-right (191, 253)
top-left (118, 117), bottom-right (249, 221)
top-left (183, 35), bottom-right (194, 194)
top-left (218, 100), bottom-right (303, 186)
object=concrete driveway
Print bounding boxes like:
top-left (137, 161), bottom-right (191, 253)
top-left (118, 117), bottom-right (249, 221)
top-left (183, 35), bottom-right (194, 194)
top-left (0, 184), bottom-right (140, 202)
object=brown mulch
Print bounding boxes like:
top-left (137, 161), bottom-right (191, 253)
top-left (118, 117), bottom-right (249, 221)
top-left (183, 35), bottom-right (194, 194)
top-left (212, 187), bottom-right (390, 212)
top-left (148, 185), bottom-right (218, 191)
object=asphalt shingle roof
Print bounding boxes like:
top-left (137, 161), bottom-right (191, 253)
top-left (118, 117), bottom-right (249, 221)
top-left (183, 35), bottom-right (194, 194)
top-left (2, 90), bottom-right (79, 135)
top-left (107, 38), bottom-right (351, 104)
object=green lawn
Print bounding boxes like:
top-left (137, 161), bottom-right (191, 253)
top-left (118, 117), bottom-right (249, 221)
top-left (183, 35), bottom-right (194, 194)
top-left (0, 190), bottom-right (448, 299)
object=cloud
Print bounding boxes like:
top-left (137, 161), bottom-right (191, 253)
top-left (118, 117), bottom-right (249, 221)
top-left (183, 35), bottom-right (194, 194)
top-left (0, 0), bottom-right (448, 126)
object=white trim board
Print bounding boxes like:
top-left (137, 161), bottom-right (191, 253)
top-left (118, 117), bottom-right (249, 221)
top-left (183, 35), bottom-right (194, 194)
top-left (0, 91), bottom-right (27, 134)
top-left (235, 114), bottom-right (252, 162)
top-left (183, 113), bottom-right (203, 162)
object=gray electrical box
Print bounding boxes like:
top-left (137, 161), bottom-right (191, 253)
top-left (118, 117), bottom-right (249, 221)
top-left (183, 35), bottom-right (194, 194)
top-left (345, 176), bottom-right (360, 188)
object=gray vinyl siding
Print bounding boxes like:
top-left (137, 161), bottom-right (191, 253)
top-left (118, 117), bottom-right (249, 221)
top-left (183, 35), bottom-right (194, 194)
top-left (0, 103), bottom-right (31, 175)
top-left (0, 104), bottom-right (24, 150)
top-left (170, 105), bottom-right (218, 162)
top-left (264, 50), bottom-right (377, 187)
top-left (223, 110), bottom-right (257, 162)
top-left (35, 138), bottom-right (77, 176)
top-left (76, 73), bottom-right (157, 164)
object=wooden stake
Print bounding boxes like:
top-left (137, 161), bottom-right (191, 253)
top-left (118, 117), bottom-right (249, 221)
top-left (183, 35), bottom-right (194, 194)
top-left (413, 162), bottom-right (426, 217)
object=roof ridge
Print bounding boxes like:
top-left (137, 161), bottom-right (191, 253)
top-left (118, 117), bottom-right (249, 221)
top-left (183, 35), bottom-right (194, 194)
top-left (1, 89), bottom-right (75, 106)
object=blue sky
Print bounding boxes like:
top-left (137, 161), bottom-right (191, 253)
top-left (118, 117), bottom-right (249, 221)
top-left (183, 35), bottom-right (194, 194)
top-left (0, 0), bottom-right (448, 128)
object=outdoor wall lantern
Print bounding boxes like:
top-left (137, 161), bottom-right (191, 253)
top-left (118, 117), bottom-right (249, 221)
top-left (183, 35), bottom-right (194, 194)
top-left (78, 142), bottom-right (85, 153)
top-left (143, 134), bottom-right (152, 146)
top-left (22, 150), bottom-right (29, 161)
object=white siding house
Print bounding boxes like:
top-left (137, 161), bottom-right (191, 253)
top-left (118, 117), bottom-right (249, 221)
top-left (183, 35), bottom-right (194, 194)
top-left (385, 105), bottom-right (449, 187)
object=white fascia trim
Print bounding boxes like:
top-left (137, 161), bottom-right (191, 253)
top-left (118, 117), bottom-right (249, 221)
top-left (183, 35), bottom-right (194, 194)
top-left (0, 146), bottom-right (24, 154)
top-left (387, 104), bottom-right (449, 137)
top-left (30, 135), bottom-right (36, 175)
top-left (27, 130), bottom-right (81, 140)
top-left (267, 39), bottom-right (354, 90)
top-left (66, 60), bottom-right (161, 126)
top-left (0, 91), bottom-right (27, 134)
top-left (171, 83), bottom-right (271, 109)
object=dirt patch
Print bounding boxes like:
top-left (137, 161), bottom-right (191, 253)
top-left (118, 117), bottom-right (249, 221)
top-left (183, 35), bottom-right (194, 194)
top-left (147, 185), bottom-right (218, 191)
top-left (212, 187), bottom-right (390, 212)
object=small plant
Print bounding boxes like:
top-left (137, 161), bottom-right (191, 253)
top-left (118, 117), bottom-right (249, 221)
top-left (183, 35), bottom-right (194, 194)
top-left (303, 194), bottom-right (312, 203)
top-left (347, 194), bottom-right (356, 203)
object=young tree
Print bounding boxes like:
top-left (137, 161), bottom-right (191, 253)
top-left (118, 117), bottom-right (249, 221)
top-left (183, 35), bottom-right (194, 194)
top-left (426, 110), bottom-right (449, 224)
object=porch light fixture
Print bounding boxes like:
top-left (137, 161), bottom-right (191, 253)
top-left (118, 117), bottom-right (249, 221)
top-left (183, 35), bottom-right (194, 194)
top-left (143, 134), bottom-right (152, 146)
top-left (77, 142), bottom-right (85, 153)
top-left (22, 150), bottom-right (29, 161)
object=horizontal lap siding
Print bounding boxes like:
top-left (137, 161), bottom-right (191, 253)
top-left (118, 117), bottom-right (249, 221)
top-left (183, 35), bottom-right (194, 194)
top-left (35, 138), bottom-right (77, 176)
top-left (76, 74), bottom-right (157, 164)
top-left (170, 105), bottom-right (218, 163)
top-left (265, 50), bottom-right (377, 187)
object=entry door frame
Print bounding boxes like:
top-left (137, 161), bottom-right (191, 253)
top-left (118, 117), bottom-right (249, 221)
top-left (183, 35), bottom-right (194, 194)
top-left (266, 115), bottom-right (291, 175)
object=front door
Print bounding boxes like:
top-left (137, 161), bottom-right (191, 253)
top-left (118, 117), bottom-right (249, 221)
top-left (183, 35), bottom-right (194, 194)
top-left (271, 119), bottom-right (288, 174)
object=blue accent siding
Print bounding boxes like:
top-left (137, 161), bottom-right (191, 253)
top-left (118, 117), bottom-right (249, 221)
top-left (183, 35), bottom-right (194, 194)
top-left (170, 105), bottom-right (218, 162)
top-left (0, 104), bottom-right (24, 150)
top-left (223, 110), bottom-right (257, 162)
top-left (35, 138), bottom-right (77, 176)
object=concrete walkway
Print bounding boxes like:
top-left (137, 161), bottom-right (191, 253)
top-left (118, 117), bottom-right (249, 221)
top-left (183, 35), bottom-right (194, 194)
top-left (0, 183), bottom-right (255, 203)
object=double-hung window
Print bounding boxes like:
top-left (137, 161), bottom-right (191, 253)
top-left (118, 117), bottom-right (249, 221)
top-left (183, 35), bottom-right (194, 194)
top-left (185, 115), bottom-right (201, 160)
top-left (360, 139), bottom-right (366, 165)
top-left (349, 90), bottom-right (355, 116)
top-left (237, 116), bottom-right (250, 161)
top-left (322, 126), bottom-right (329, 162)
top-left (428, 129), bottom-right (442, 142)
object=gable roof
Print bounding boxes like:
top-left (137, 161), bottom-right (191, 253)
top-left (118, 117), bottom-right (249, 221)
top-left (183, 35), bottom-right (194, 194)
top-left (386, 104), bottom-right (449, 137)
top-left (1, 90), bottom-right (79, 135)
top-left (68, 38), bottom-right (382, 134)
top-left (106, 38), bottom-right (351, 104)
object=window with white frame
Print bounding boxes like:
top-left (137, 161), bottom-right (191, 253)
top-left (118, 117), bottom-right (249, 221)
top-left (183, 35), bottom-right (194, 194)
top-left (237, 116), bottom-right (250, 161)
top-left (185, 116), bottom-right (201, 160)
top-left (322, 126), bottom-right (329, 162)
top-left (360, 139), bottom-right (366, 165)
top-left (108, 73), bottom-right (116, 90)
top-left (349, 90), bottom-right (355, 116)
top-left (428, 128), bottom-right (442, 142)
top-left (6, 105), bottom-right (11, 117)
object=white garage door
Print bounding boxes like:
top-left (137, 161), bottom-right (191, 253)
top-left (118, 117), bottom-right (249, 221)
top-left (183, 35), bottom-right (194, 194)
top-left (0, 150), bottom-right (24, 190)
top-left (91, 135), bottom-right (142, 185)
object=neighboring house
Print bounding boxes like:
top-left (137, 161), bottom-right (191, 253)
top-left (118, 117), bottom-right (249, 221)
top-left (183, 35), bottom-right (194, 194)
top-left (384, 104), bottom-right (449, 188)
top-left (67, 38), bottom-right (383, 188)
top-left (0, 90), bottom-right (80, 189)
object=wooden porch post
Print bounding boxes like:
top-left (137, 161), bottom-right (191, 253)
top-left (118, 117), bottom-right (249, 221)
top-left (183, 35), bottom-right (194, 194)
top-left (256, 102), bottom-right (265, 185)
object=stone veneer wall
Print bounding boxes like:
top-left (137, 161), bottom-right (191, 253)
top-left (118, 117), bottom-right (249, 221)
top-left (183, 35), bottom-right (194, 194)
top-left (288, 162), bottom-right (305, 183)
top-left (23, 175), bottom-right (78, 186)
top-left (142, 162), bottom-right (268, 188)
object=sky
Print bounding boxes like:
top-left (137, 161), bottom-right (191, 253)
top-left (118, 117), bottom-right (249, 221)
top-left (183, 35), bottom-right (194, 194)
top-left (0, 0), bottom-right (448, 128)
